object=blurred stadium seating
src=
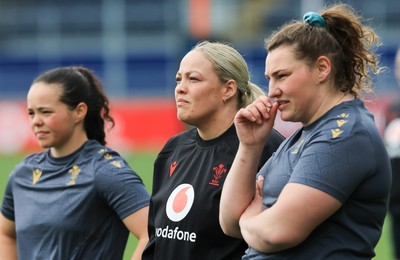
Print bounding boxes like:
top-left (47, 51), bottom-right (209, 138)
top-left (1, 0), bottom-right (399, 98)
top-left (0, 0), bottom-right (399, 152)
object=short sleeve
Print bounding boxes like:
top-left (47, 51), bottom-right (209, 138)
top-left (290, 132), bottom-right (374, 202)
top-left (1, 172), bottom-right (16, 221)
top-left (94, 153), bottom-right (150, 219)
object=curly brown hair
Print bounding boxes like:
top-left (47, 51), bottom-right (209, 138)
top-left (265, 4), bottom-right (383, 97)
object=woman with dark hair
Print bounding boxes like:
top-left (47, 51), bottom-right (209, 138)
top-left (0, 66), bottom-right (150, 259)
top-left (220, 4), bottom-right (391, 259)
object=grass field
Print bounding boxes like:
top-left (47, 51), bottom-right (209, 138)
top-left (0, 152), bottom-right (395, 259)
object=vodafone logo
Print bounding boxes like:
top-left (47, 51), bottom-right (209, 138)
top-left (166, 183), bottom-right (195, 222)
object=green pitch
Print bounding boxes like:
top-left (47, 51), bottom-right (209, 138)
top-left (0, 152), bottom-right (395, 259)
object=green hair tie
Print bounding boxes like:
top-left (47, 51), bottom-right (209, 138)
top-left (303, 12), bottom-right (327, 28)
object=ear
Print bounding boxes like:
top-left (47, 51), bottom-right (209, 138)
top-left (74, 102), bottom-right (88, 124)
top-left (223, 79), bottom-right (238, 102)
top-left (315, 56), bottom-right (331, 83)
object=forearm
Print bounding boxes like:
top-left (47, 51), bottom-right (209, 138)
top-left (219, 143), bottom-right (264, 237)
top-left (0, 235), bottom-right (17, 260)
top-left (130, 236), bottom-right (148, 260)
top-left (123, 206), bottom-right (149, 260)
top-left (239, 183), bottom-right (341, 253)
top-left (240, 212), bottom-right (288, 253)
top-left (0, 214), bottom-right (17, 260)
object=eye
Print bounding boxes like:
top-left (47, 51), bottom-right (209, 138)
top-left (189, 77), bottom-right (199, 81)
top-left (278, 74), bottom-right (287, 79)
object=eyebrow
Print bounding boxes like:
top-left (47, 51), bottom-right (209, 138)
top-left (176, 70), bottom-right (201, 77)
top-left (28, 106), bottom-right (53, 112)
top-left (267, 69), bottom-right (288, 78)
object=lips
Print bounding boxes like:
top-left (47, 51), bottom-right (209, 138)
top-left (35, 130), bottom-right (49, 139)
top-left (176, 98), bottom-right (189, 106)
top-left (276, 100), bottom-right (289, 110)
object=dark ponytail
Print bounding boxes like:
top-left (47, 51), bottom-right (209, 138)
top-left (33, 66), bottom-right (114, 145)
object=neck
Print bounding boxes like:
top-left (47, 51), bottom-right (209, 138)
top-left (50, 133), bottom-right (88, 158)
top-left (305, 91), bottom-right (354, 126)
top-left (334, 92), bottom-right (353, 106)
top-left (196, 103), bottom-right (238, 140)
top-left (197, 119), bottom-right (234, 140)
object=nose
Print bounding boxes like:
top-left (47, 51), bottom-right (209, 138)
top-left (30, 114), bottom-right (43, 127)
top-left (268, 81), bottom-right (281, 99)
top-left (175, 80), bottom-right (187, 95)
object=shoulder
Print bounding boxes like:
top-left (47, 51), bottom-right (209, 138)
top-left (301, 100), bottom-right (384, 160)
top-left (11, 151), bottom-right (46, 177)
top-left (341, 99), bottom-right (381, 141)
top-left (314, 99), bottom-right (375, 140)
top-left (156, 126), bottom-right (240, 163)
top-left (82, 140), bottom-right (135, 175)
top-left (23, 151), bottom-right (47, 163)
top-left (158, 128), bottom-right (197, 155)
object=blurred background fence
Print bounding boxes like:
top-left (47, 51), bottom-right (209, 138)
top-left (0, 0), bottom-right (399, 153)
top-left (0, 1), bottom-right (399, 258)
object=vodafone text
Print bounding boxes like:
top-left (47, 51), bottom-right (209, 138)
top-left (155, 226), bottom-right (196, 242)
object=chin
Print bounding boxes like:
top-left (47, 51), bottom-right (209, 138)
top-left (177, 115), bottom-right (186, 123)
top-left (280, 113), bottom-right (291, 122)
top-left (37, 141), bottom-right (51, 149)
top-left (177, 114), bottom-right (192, 125)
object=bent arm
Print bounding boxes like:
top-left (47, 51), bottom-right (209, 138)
top-left (0, 213), bottom-right (17, 260)
top-left (219, 143), bottom-right (264, 238)
top-left (123, 206), bottom-right (149, 260)
top-left (220, 98), bottom-right (278, 238)
top-left (239, 183), bottom-right (342, 253)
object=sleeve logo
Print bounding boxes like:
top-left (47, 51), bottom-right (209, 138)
top-left (32, 169), bottom-right (42, 185)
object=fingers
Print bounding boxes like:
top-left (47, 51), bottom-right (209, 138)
top-left (255, 175), bottom-right (264, 197)
top-left (256, 175), bottom-right (264, 187)
top-left (268, 101), bottom-right (279, 123)
top-left (243, 96), bottom-right (274, 124)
